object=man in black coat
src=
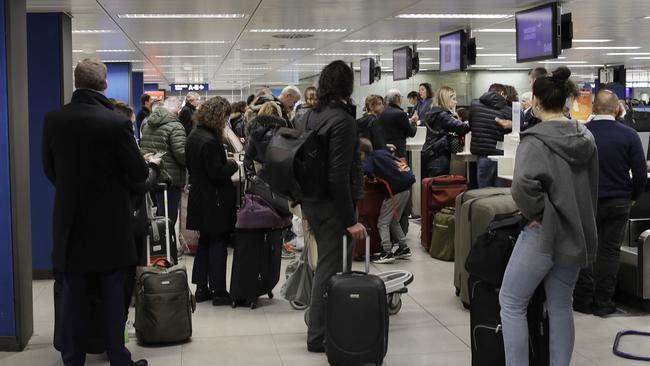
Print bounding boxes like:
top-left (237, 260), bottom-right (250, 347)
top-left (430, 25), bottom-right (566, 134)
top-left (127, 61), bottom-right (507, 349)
top-left (469, 83), bottom-right (512, 188)
top-left (135, 93), bottom-right (153, 140)
top-left (377, 89), bottom-right (418, 158)
top-left (43, 58), bottom-right (148, 366)
top-left (179, 91), bottom-right (201, 135)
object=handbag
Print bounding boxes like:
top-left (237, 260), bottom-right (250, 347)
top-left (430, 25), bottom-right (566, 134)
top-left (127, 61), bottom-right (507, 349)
top-left (246, 176), bottom-right (292, 218)
top-left (236, 194), bottom-right (291, 229)
top-left (447, 134), bottom-right (464, 154)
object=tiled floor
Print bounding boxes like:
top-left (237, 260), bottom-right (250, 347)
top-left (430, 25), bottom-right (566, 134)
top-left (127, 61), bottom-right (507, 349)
top-left (2, 224), bottom-right (649, 365)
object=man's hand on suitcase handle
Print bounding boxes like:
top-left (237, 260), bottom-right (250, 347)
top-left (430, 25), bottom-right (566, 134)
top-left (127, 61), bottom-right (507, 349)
top-left (347, 223), bottom-right (368, 241)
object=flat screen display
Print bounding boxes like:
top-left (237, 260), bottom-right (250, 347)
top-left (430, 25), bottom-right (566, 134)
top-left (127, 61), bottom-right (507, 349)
top-left (516, 3), bottom-right (558, 62)
top-left (393, 46), bottom-right (412, 81)
top-left (360, 58), bottom-right (372, 85)
top-left (440, 31), bottom-right (462, 72)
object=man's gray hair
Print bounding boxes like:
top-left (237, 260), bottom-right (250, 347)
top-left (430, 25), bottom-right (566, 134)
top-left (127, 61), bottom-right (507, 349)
top-left (520, 91), bottom-right (533, 103)
top-left (281, 85), bottom-right (302, 99)
top-left (386, 89), bottom-right (402, 105)
top-left (153, 96), bottom-right (183, 114)
top-left (74, 58), bottom-right (107, 91)
top-left (186, 91), bottom-right (201, 103)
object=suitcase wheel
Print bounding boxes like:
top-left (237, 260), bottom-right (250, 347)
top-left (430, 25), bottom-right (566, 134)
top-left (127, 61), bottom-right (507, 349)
top-left (388, 293), bottom-right (402, 316)
top-left (304, 308), bottom-right (310, 326)
top-left (455, 287), bottom-right (461, 297)
top-left (290, 300), bottom-right (308, 310)
top-left (250, 299), bottom-right (258, 309)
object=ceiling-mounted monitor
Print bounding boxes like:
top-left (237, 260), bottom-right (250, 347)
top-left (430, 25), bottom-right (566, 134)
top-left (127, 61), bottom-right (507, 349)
top-left (393, 46), bottom-right (413, 81)
top-left (440, 30), bottom-right (471, 73)
top-left (516, 2), bottom-right (561, 63)
top-left (360, 58), bottom-right (375, 85)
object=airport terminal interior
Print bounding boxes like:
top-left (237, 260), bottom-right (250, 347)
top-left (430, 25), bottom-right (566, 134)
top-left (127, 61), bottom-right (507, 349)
top-left (3, 0), bottom-right (650, 365)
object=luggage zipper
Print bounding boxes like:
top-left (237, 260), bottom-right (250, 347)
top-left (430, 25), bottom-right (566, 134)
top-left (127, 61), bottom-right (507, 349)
top-left (472, 324), bottom-right (502, 350)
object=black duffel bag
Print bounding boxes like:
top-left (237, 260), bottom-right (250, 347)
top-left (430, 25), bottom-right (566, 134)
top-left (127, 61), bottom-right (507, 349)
top-left (465, 212), bottom-right (525, 288)
top-left (246, 175), bottom-right (292, 218)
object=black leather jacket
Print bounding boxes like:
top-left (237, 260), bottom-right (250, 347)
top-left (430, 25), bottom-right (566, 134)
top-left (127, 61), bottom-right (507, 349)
top-left (422, 107), bottom-right (470, 159)
top-left (306, 101), bottom-right (363, 228)
top-left (243, 115), bottom-right (287, 177)
top-left (469, 92), bottom-right (512, 156)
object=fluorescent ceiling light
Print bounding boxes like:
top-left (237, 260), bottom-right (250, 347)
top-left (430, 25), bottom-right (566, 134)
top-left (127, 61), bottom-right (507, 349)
top-left (469, 64), bottom-right (503, 68)
top-left (417, 47), bottom-right (439, 51)
top-left (224, 67), bottom-right (272, 70)
top-left (236, 58), bottom-right (289, 62)
top-left (474, 29), bottom-right (515, 33)
top-left (632, 57), bottom-right (650, 59)
top-left (344, 39), bottom-right (428, 43)
top-left (314, 52), bottom-right (379, 56)
top-left (140, 40), bottom-right (230, 44)
top-left (159, 64), bottom-right (219, 67)
top-left (96, 49), bottom-right (136, 53)
top-left (540, 60), bottom-right (587, 64)
top-left (396, 13), bottom-right (512, 19)
top-left (565, 64), bottom-right (605, 68)
top-left (118, 14), bottom-right (247, 19)
top-left (155, 55), bottom-right (222, 58)
top-left (72, 49), bottom-right (83, 53)
top-left (218, 73), bottom-right (265, 76)
top-left (574, 46), bottom-right (640, 50)
top-left (242, 48), bottom-right (314, 51)
top-left (420, 61), bottom-right (440, 65)
top-left (278, 69), bottom-right (323, 72)
top-left (250, 28), bottom-right (347, 33)
top-left (72, 29), bottom-right (115, 34)
top-left (607, 52), bottom-right (650, 56)
top-left (292, 63), bottom-right (328, 66)
top-left (102, 60), bottom-right (143, 63)
top-left (572, 39), bottom-right (613, 43)
top-left (488, 67), bottom-right (532, 71)
top-left (477, 53), bottom-right (516, 57)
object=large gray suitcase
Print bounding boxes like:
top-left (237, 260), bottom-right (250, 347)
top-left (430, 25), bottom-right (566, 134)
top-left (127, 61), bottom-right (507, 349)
top-left (454, 188), bottom-right (517, 306)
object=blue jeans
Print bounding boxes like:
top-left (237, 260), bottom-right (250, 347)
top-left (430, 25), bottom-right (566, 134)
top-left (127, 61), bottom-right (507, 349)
top-left (477, 156), bottom-right (499, 188)
top-left (499, 225), bottom-right (580, 366)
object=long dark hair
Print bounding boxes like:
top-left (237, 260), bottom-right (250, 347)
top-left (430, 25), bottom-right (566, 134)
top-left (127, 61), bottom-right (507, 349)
top-left (315, 60), bottom-right (354, 112)
top-left (420, 83), bottom-right (433, 99)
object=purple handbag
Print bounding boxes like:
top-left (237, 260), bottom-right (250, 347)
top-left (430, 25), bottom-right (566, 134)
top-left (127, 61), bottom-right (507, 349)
top-left (236, 194), bottom-right (291, 229)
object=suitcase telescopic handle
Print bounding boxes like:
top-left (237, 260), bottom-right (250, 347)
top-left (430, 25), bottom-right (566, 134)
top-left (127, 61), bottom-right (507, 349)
top-left (342, 235), bottom-right (371, 274)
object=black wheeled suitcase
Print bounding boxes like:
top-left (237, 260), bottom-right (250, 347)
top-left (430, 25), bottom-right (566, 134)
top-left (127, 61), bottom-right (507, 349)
top-left (325, 236), bottom-right (388, 366)
top-left (145, 184), bottom-right (178, 265)
top-left (230, 228), bottom-right (283, 309)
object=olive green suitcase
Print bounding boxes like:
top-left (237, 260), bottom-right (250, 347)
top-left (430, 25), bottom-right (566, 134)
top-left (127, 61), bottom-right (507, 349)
top-left (454, 188), bottom-right (517, 307)
top-left (429, 208), bottom-right (456, 261)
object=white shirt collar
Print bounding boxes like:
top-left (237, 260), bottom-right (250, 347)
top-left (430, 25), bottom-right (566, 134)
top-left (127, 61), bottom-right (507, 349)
top-left (593, 114), bottom-right (616, 121)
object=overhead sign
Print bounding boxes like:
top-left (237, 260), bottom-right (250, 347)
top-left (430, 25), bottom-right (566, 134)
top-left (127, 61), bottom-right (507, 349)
top-left (170, 83), bottom-right (209, 92)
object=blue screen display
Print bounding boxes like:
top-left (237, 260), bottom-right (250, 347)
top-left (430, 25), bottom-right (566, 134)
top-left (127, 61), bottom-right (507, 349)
top-left (517, 5), bottom-right (555, 61)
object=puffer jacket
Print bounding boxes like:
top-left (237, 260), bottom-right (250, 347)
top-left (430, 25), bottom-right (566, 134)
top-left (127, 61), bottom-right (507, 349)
top-left (140, 107), bottom-right (187, 187)
top-left (305, 101), bottom-right (363, 229)
top-left (422, 107), bottom-right (470, 161)
top-left (243, 114), bottom-right (287, 177)
top-left (244, 95), bottom-right (283, 136)
top-left (469, 92), bottom-right (512, 156)
top-left (357, 113), bottom-right (387, 150)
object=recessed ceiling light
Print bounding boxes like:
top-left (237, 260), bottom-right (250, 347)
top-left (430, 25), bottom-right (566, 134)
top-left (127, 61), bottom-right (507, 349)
top-left (72, 29), bottom-right (115, 34)
top-left (139, 40), bottom-right (230, 44)
top-left (118, 14), bottom-right (247, 19)
top-left (474, 29), bottom-right (515, 33)
top-left (314, 52), bottom-right (380, 56)
top-left (540, 60), bottom-right (587, 64)
top-left (249, 28), bottom-right (347, 33)
top-left (96, 49), bottom-right (136, 53)
top-left (477, 53), bottom-right (516, 57)
top-left (469, 64), bottom-right (503, 68)
top-left (572, 39), bottom-right (613, 43)
top-left (155, 55), bottom-right (222, 58)
top-left (574, 46), bottom-right (640, 50)
top-left (101, 60), bottom-right (143, 63)
top-left (396, 13), bottom-right (512, 19)
top-left (242, 48), bottom-right (314, 51)
top-left (607, 52), bottom-right (650, 56)
top-left (72, 49), bottom-right (83, 53)
top-left (343, 39), bottom-right (428, 43)
top-left (564, 64), bottom-right (605, 68)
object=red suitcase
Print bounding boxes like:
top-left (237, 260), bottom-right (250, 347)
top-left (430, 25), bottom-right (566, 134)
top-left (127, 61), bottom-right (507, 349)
top-left (421, 175), bottom-right (467, 250)
top-left (180, 185), bottom-right (200, 255)
top-left (356, 181), bottom-right (384, 260)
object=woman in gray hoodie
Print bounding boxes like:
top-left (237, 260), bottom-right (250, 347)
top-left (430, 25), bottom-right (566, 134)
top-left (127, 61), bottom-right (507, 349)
top-left (499, 67), bottom-right (598, 366)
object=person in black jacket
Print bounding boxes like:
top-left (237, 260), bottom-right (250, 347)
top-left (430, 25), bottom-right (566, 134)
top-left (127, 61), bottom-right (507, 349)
top-left (357, 94), bottom-right (388, 150)
top-left (378, 89), bottom-right (418, 158)
top-left (179, 91), bottom-right (201, 135)
top-left (229, 100), bottom-right (248, 140)
top-left (185, 96), bottom-right (240, 306)
top-left (302, 60), bottom-right (367, 353)
top-left (135, 93), bottom-right (153, 141)
top-left (42, 59), bottom-right (148, 366)
top-left (469, 83), bottom-right (513, 188)
top-left (422, 86), bottom-right (470, 178)
top-left (244, 106), bottom-right (288, 178)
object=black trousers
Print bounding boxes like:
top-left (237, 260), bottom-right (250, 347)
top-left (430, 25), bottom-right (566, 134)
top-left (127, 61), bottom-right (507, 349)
top-left (191, 232), bottom-right (229, 293)
top-left (155, 185), bottom-right (181, 227)
top-left (575, 198), bottom-right (632, 305)
top-left (303, 200), bottom-right (355, 346)
top-left (61, 269), bottom-right (132, 366)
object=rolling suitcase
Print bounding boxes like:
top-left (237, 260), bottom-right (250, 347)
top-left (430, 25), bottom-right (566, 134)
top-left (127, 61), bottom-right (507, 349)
top-left (230, 228), bottom-right (283, 309)
top-left (135, 193), bottom-right (195, 345)
top-left (454, 188), bottom-right (516, 306)
top-left (146, 184), bottom-right (178, 265)
top-left (356, 181), bottom-right (384, 260)
top-left (420, 175), bottom-right (467, 251)
top-left (325, 236), bottom-right (388, 366)
top-left (429, 207), bottom-right (455, 261)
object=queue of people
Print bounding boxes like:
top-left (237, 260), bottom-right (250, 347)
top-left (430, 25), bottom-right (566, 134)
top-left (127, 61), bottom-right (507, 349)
top-left (44, 57), bottom-right (649, 366)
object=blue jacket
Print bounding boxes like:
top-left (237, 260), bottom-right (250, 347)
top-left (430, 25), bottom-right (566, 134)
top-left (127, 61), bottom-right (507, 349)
top-left (362, 149), bottom-right (415, 195)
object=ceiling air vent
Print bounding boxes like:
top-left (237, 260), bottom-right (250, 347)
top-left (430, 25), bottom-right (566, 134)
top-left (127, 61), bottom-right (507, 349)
top-left (272, 33), bottom-right (314, 40)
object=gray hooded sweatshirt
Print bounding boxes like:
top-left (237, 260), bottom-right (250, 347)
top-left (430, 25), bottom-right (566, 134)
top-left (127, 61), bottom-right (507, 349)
top-left (512, 120), bottom-right (599, 268)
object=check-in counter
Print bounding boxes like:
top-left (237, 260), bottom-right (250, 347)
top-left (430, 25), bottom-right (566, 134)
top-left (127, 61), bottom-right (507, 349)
top-left (406, 127), bottom-right (426, 216)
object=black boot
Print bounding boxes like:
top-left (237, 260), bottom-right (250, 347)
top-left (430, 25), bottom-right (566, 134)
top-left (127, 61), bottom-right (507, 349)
top-left (212, 290), bottom-right (231, 306)
top-left (195, 285), bottom-right (213, 303)
top-left (132, 360), bottom-right (148, 366)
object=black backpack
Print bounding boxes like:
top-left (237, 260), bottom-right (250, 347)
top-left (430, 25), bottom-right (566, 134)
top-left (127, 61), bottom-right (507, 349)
top-left (258, 111), bottom-right (328, 202)
top-left (465, 212), bottom-right (526, 288)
